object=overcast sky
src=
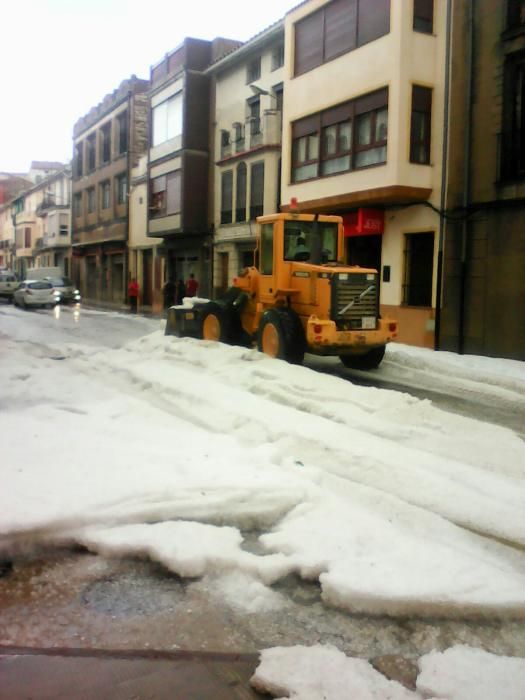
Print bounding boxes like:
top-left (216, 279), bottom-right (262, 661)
top-left (0, 0), bottom-right (297, 174)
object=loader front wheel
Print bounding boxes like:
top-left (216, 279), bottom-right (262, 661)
top-left (257, 308), bottom-right (305, 364)
top-left (201, 302), bottom-right (241, 345)
top-left (339, 345), bottom-right (386, 370)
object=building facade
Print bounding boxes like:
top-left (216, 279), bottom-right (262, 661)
top-left (208, 22), bottom-right (285, 296)
top-left (147, 37), bottom-right (241, 298)
top-left (71, 76), bottom-right (149, 304)
top-left (128, 154), bottom-right (163, 310)
top-left (280, 0), bottom-right (447, 348)
top-left (439, 0), bottom-right (525, 360)
top-left (33, 166), bottom-right (72, 275)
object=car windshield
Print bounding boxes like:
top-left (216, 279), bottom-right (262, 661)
top-left (49, 277), bottom-right (72, 287)
top-left (27, 281), bottom-right (52, 290)
top-left (284, 221), bottom-right (338, 263)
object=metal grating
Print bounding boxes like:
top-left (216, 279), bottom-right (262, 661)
top-left (332, 272), bottom-right (379, 329)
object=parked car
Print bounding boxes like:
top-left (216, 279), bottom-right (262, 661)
top-left (48, 276), bottom-right (81, 304)
top-left (0, 271), bottom-right (18, 302)
top-left (13, 280), bottom-right (59, 309)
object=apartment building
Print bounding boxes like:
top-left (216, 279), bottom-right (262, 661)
top-left (207, 21), bottom-right (285, 295)
top-left (128, 154), bottom-right (163, 310)
top-left (71, 76), bottom-right (149, 304)
top-left (280, 0), bottom-right (446, 348)
top-left (439, 0), bottom-right (525, 360)
top-left (33, 166), bottom-right (72, 274)
top-left (147, 37), bottom-right (240, 297)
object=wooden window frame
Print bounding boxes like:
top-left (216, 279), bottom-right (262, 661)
top-left (236, 162), bottom-right (247, 223)
top-left (249, 161), bottom-right (265, 221)
top-left (413, 0), bottom-right (433, 34)
top-left (294, 0), bottom-right (390, 77)
top-left (410, 85), bottom-right (432, 164)
top-left (291, 88), bottom-right (388, 182)
top-left (220, 170), bottom-right (233, 225)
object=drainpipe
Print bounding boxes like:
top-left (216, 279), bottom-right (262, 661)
top-left (125, 89), bottom-right (132, 303)
top-left (434, 0), bottom-right (452, 350)
top-left (458, 0), bottom-right (475, 354)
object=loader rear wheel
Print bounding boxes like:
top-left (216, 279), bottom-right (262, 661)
top-left (257, 308), bottom-right (305, 364)
top-left (201, 302), bottom-right (241, 345)
top-left (339, 345), bottom-right (386, 370)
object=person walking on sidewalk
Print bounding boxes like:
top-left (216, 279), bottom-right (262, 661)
top-left (185, 273), bottom-right (199, 298)
top-left (128, 278), bottom-right (139, 313)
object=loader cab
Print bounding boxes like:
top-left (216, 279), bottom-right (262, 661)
top-left (255, 213), bottom-right (344, 306)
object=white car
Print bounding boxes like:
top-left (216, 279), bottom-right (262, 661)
top-left (0, 271), bottom-right (18, 302)
top-left (13, 280), bottom-right (59, 309)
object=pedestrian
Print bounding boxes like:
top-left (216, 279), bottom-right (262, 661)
top-left (185, 272), bottom-right (199, 298)
top-left (128, 277), bottom-right (139, 313)
top-left (163, 277), bottom-right (176, 309)
top-left (176, 278), bottom-right (186, 304)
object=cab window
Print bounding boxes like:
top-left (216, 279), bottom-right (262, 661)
top-left (260, 223), bottom-right (274, 274)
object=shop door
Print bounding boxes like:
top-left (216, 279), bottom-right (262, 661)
top-left (346, 234), bottom-right (382, 271)
top-left (142, 249), bottom-right (153, 305)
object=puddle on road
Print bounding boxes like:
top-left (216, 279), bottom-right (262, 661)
top-left (1, 549), bottom-right (525, 661)
top-left (81, 569), bottom-right (186, 617)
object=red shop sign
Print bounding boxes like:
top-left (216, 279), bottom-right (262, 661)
top-left (343, 209), bottom-right (385, 237)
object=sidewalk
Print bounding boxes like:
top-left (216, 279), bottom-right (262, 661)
top-left (0, 647), bottom-right (261, 700)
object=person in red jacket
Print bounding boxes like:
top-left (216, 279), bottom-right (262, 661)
top-left (128, 278), bottom-right (139, 313)
top-left (185, 273), bottom-right (199, 297)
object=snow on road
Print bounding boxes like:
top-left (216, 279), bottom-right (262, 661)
top-left (1, 305), bottom-right (525, 695)
top-left (1, 306), bottom-right (525, 618)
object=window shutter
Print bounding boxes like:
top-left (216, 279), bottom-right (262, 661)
top-left (357, 0), bottom-right (390, 46)
top-left (324, 0), bottom-right (357, 62)
top-left (294, 10), bottom-right (324, 76)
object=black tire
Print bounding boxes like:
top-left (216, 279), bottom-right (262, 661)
top-left (201, 302), bottom-right (242, 345)
top-left (339, 345), bottom-right (386, 370)
top-left (257, 307), bottom-right (305, 364)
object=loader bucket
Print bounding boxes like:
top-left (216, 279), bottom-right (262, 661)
top-left (165, 307), bottom-right (179, 336)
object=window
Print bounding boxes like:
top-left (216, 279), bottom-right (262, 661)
top-left (24, 228), bottom-right (31, 248)
top-left (220, 170), bottom-right (233, 224)
top-left (507, 0), bottom-right (525, 29)
top-left (116, 174), bottom-right (127, 205)
top-left (246, 57), bottom-right (261, 83)
top-left (250, 161), bottom-right (264, 220)
top-left (410, 85), bottom-right (432, 164)
top-left (117, 111), bottom-right (128, 154)
top-left (272, 43), bottom-right (285, 70)
top-left (220, 129), bottom-right (231, 158)
top-left (100, 181), bottom-right (110, 209)
top-left (233, 122), bottom-right (245, 152)
top-left (355, 107), bottom-right (387, 167)
top-left (86, 133), bottom-right (96, 171)
top-left (403, 232), bottom-right (434, 306)
top-left (73, 192), bottom-right (82, 218)
top-left (100, 123), bottom-right (111, 164)
top-left (152, 93), bottom-right (183, 147)
top-left (501, 52), bottom-right (525, 179)
top-left (291, 88), bottom-right (388, 182)
top-left (283, 221), bottom-right (338, 263)
top-left (236, 162), bottom-right (247, 222)
top-left (59, 224), bottom-right (68, 236)
top-left (413, 0), bottom-right (433, 33)
top-left (321, 119), bottom-right (352, 175)
top-left (74, 142), bottom-right (83, 177)
top-left (294, 0), bottom-right (390, 76)
top-left (248, 97), bottom-right (261, 146)
top-left (149, 171), bottom-right (181, 216)
top-left (260, 223), bottom-right (274, 274)
top-left (87, 187), bottom-right (96, 213)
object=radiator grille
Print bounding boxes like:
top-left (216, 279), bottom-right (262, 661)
top-left (331, 272), bottom-right (379, 330)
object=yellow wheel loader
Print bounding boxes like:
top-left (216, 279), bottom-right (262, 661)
top-left (166, 212), bottom-right (398, 369)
